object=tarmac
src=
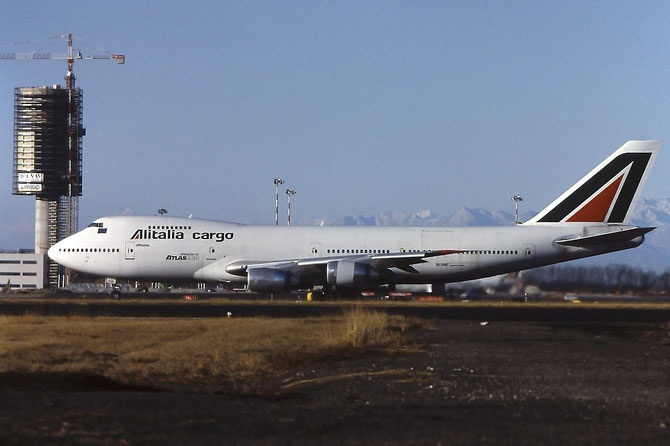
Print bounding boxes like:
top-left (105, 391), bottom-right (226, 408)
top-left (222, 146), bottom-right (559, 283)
top-left (1, 294), bottom-right (669, 444)
top-left (2, 293), bottom-right (670, 322)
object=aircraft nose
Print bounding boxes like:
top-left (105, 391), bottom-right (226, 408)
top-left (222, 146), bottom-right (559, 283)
top-left (47, 243), bottom-right (58, 261)
top-left (48, 240), bottom-right (65, 264)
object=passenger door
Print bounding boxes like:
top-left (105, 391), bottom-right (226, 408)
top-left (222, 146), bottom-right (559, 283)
top-left (125, 241), bottom-right (135, 260)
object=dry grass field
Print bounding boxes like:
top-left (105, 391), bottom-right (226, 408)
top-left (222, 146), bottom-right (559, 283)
top-left (2, 301), bottom-right (670, 444)
top-left (0, 307), bottom-right (420, 393)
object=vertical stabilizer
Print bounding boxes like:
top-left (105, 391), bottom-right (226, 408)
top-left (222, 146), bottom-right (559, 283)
top-left (525, 140), bottom-right (660, 225)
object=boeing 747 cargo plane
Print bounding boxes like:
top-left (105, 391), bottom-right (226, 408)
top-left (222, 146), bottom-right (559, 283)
top-left (49, 140), bottom-right (660, 295)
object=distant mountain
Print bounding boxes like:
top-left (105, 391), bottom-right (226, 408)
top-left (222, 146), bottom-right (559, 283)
top-left (330, 209), bottom-right (447, 227)
top-left (304, 207), bottom-right (537, 227)
top-left (301, 198), bottom-right (670, 272)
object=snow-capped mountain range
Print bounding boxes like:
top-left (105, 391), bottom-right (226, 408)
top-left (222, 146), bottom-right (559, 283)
top-left (302, 198), bottom-right (670, 272)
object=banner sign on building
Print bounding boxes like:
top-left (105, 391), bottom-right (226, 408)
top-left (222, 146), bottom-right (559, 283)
top-left (17, 183), bottom-right (43, 192)
top-left (17, 172), bottom-right (44, 182)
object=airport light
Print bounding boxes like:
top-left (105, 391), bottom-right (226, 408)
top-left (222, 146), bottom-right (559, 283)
top-left (274, 178), bottom-right (285, 226)
top-left (512, 195), bottom-right (523, 225)
top-left (286, 189), bottom-right (296, 225)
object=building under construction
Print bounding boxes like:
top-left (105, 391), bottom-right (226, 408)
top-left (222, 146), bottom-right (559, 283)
top-left (0, 34), bottom-right (123, 290)
top-left (11, 85), bottom-right (84, 288)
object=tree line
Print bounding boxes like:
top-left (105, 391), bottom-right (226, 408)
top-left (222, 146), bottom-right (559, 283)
top-left (524, 264), bottom-right (670, 293)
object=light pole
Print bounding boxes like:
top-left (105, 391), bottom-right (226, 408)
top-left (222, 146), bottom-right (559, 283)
top-left (286, 189), bottom-right (296, 225)
top-left (274, 178), bottom-right (284, 226)
top-left (512, 195), bottom-right (523, 225)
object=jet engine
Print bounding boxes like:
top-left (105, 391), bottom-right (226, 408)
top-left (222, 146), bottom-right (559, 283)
top-left (326, 260), bottom-right (381, 288)
top-left (247, 268), bottom-right (303, 292)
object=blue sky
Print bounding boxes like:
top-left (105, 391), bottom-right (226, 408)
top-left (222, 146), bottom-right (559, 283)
top-left (1, 1), bottom-right (670, 248)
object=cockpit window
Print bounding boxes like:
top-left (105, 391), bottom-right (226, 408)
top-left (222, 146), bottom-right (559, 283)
top-left (88, 222), bottom-right (104, 228)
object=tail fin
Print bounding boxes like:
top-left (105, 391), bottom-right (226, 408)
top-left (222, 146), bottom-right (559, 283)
top-left (526, 140), bottom-right (660, 225)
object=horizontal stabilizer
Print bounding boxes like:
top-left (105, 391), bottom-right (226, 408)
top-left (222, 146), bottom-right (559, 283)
top-left (556, 227), bottom-right (655, 247)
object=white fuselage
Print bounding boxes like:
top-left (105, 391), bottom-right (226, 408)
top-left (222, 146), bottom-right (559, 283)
top-left (48, 215), bottom-right (642, 287)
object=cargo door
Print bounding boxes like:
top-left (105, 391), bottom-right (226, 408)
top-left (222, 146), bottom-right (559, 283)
top-left (420, 230), bottom-right (452, 250)
top-left (421, 230), bottom-right (463, 271)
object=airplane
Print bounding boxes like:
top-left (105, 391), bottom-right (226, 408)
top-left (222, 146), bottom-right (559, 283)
top-left (392, 272), bottom-right (522, 296)
top-left (48, 140), bottom-right (660, 297)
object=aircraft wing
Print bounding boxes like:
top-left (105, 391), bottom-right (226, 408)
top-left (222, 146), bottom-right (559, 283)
top-left (225, 249), bottom-right (464, 277)
top-left (368, 249), bottom-right (464, 273)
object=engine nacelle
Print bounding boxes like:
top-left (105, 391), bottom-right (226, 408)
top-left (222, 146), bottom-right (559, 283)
top-left (326, 260), bottom-right (380, 288)
top-left (247, 268), bottom-right (302, 292)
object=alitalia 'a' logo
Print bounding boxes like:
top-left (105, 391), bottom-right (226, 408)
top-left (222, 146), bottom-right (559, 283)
top-left (538, 152), bottom-right (652, 223)
top-left (130, 228), bottom-right (234, 242)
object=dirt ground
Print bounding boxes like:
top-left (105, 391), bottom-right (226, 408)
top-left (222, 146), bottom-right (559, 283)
top-left (1, 319), bottom-right (669, 445)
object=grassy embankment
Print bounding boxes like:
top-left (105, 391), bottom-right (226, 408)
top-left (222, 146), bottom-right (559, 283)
top-left (0, 307), bottom-right (421, 393)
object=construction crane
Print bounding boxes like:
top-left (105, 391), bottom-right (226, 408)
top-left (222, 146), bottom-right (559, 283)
top-left (1, 33), bottom-right (125, 237)
top-left (0, 33), bottom-right (125, 65)
top-left (1, 34), bottom-right (124, 93)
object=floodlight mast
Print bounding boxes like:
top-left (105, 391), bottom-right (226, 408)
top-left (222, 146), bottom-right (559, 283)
top-left (286, 189), bottom-right (296, 225)
top-left (273, 178), bottom-right (285, 226)
top-left (512, 195), bottom-right (523, 225)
